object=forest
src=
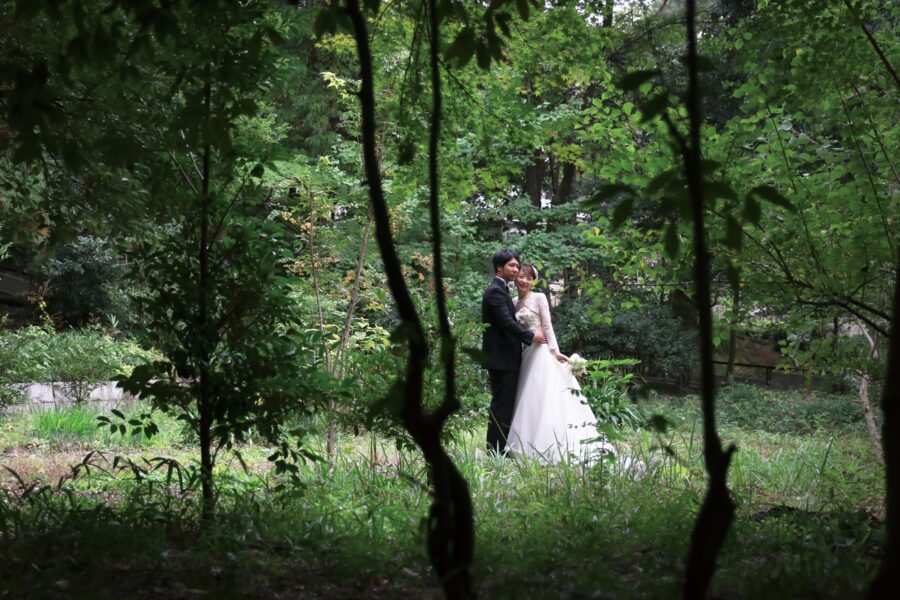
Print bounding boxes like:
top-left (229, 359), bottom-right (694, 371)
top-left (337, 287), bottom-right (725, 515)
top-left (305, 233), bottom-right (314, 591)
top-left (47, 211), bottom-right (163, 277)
top-left (0, 0), bottom-right (897, 598)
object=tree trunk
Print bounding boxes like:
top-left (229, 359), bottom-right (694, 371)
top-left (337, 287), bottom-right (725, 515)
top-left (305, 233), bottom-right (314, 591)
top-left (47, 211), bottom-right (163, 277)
top-left (308, 192), bottom-right (332, 373)
top-left (552, 161), bottom-right (577, 206)
top-left (853, 19), bottom-right (900, 598)
top-left (306, 191), bottom-right (336, 456)
top-left (602, 0), bottom-right (614, 27)
top-left (858, 322), bottom-right (884, 463)
top-left (327, 208), bottom-right (373, 456)
top-left (868, 255), bottom-right (900, 599)
top-left (198, 63), bottom-right (215, 524)
top-left (725, 284), bottom-right (740, 385)
top-left (524, 149), bottom-right (544, 208)
top-left (859, 371), bottom-right (882, 461)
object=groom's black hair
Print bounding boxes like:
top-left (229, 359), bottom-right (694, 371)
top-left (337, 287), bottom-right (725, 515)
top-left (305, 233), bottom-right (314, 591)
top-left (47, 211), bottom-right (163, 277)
top-left (492, 248), bottom-right (520, 273)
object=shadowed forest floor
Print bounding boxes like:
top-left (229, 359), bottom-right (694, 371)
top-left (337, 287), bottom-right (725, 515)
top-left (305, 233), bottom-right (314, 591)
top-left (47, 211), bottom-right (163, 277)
top-left (0, 390), bottom-right (885, 598)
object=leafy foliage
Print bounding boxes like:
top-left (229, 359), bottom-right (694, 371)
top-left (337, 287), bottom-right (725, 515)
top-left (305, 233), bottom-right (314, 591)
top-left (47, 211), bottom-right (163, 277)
top-left (0, 324), bottom-right (155, 404)
top-left (39, 235), bottom-right (132, 328)
top-left (575, 358), bottom-right (645, 431)
top-left (718, 384), bottom-right (871, 435)
top-left (555, 293), bottom-right (697, 378)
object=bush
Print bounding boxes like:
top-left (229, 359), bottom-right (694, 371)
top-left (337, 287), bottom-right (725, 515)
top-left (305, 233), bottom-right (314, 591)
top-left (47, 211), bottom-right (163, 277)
top-left (40, 235), bottom-right (133, 328)
top-left (331, 320), bottom-right (490, 450)
top-left (575, 358), bottom-right (644, 430)
top-left (0, 325), bottom-right (156, 403)
top-left (717, 383), bottom-right (866, 434)
top-left (554, 295), bottom-right (696, 379)
top-left (0, 386), bottom-right (24, 410)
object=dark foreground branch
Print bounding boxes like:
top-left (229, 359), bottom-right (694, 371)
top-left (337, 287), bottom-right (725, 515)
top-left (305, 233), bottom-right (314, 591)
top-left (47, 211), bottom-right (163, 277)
top-left (681, 2), bottom-right (735, 598)
top-left (344, 1), bottom-right (473, 596)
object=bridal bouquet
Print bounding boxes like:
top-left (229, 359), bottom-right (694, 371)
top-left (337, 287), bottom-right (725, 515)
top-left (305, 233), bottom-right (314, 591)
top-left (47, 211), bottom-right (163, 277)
top-left (566, 353), bottom-right (588, 378)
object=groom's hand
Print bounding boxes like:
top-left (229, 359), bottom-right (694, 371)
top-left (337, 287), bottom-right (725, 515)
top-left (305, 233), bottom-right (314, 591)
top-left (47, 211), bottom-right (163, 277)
top-left (533, 331), bottom-right (547, 344)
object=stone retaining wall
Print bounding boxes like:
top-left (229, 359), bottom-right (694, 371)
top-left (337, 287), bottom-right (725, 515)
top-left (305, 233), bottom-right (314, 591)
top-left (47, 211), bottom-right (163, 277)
top-left (3, 381), bottom-right (136, 413)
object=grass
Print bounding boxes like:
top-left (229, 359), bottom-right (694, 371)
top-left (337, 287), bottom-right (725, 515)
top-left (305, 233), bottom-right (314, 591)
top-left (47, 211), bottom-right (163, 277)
top-left (0, 387), bottom-right (886, 598)
top-left (30, 406), bottom-right (100, 443)
top-left (1, 401), bottom-right (190, 452)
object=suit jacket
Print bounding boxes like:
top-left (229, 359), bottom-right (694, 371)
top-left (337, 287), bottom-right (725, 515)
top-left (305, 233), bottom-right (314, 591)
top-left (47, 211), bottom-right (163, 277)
top-left (481, 277), bottom-right (535, 371)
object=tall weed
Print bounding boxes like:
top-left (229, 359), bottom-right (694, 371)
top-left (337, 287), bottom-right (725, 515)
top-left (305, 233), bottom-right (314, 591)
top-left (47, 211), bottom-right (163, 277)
top-left (30, 407), bottom-right (99, 443)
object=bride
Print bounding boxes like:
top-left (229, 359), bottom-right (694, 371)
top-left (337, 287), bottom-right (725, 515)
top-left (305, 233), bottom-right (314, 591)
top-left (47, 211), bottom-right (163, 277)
top-left (507, 264), bottom-right (615, 463)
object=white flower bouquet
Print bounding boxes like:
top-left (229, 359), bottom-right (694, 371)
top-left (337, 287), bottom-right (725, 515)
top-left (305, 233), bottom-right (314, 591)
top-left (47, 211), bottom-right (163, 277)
top-left (566, 353), bottom-right (588, 377)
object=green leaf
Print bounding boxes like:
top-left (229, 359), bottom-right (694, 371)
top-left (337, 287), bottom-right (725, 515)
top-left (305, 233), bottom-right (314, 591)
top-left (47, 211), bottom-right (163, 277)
top-left (495, 12), bottom-right (512, 37)
top-left (618, 70), bottom-right (659, 92)
top-left (724, 215), bottom-right (743, 251)
top-left (445, 27), bottom-right (476, 67)
top-left (640, 93), bottom-right (669, 123)
top-left (461, 346), bottom-right (490, 367)
top-left (749, 185), bottom-right (795, 211)
top-left (646, 169), bottom-right (680, 195)
top-left (583, 183), bottom-right (634, 208)
top-left (515, 0), bottom-right (530, 21)
top-left (663, 223), bottom-right (680, 257)
top-left (250, 164), bottom-right (264, 178)
top-left (742, 195), bottom-right (761, 225)
top-left (313, 7), bottom-right (337, 37)
top-left (475, 40), bottom-right (490, 69)
top-left (265, 28), bottom-right (285, 46)
top-left (705, 180), bottom-right (737, 201)
top-left (611, 197), bottom-right (636, 229)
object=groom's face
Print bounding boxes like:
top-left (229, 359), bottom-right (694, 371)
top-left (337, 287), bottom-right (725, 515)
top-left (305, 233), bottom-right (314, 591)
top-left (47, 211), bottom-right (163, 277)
top-left (497, 258), bottom-right (520, 282)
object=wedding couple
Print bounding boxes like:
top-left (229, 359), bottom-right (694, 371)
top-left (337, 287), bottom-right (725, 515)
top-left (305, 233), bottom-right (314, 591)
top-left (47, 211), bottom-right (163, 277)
top-left (481, 249), bottom-right (614, 463)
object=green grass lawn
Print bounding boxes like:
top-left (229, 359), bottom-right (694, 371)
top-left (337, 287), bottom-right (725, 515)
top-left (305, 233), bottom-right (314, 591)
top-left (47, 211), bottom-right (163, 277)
top-left (0, 388), bottom-right (885, 599)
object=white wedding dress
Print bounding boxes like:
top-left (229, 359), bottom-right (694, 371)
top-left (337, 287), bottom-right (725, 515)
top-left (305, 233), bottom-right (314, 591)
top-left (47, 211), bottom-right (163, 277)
top-left (507, 292), bottom-right (616, 464)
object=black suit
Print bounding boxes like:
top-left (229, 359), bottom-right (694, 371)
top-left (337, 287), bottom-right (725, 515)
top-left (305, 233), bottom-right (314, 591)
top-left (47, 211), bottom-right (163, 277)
top-left (482, 277), bottom-right (535, 453)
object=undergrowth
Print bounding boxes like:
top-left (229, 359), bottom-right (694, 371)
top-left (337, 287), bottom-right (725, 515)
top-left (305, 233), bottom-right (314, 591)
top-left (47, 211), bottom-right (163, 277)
top-left (0, 389), bottom-right (885, 599)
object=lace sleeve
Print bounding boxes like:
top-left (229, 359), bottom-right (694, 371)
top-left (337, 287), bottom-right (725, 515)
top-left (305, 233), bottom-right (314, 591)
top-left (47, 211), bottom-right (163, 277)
top-left (537, 293), bottom-right (559, 352)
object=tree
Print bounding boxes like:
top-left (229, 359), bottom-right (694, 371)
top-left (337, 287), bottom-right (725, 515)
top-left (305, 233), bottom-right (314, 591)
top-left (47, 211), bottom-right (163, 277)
top-left (4, 0), bottom-right (325, 521)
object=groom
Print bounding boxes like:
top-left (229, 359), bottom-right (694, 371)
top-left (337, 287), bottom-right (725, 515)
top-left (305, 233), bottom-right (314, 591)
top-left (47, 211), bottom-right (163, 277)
top-left (482, 249), bottom-right (546, 454)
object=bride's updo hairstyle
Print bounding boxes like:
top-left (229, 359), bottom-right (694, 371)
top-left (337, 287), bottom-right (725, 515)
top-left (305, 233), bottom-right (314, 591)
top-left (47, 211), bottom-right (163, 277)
top-left (520, 263), bottom-right (539, 281)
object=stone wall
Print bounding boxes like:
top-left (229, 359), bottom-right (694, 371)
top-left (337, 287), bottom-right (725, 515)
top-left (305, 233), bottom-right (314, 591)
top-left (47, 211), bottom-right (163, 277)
top-left (3, 381), bottom-right (136, 413)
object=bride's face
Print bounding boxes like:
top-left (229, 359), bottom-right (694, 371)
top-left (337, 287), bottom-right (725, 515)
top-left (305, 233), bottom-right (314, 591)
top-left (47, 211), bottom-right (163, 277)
top-left (515, 271), bottom-right (533, 295)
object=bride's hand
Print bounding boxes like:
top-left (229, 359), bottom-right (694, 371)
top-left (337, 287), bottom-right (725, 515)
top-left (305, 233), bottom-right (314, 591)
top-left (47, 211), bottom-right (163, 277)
top-left (553, 351), bottom-right (569, 363)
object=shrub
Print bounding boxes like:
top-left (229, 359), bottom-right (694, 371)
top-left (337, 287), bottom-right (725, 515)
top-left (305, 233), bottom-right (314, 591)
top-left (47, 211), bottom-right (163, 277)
top-left (555, 295), bottom-right (696, 379)
top-left (0, 386), bottom-right (24, 410)
top-left (40, 235), bottom-right (133, 328)
top-left (332, 320), bottom-right (490, 450)
top-left (717, 383), bottom-right (866, 434)
top-left (0, 325), bottom-right (156, 403)
top-left (575, 358), bottom-right (644, 431)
